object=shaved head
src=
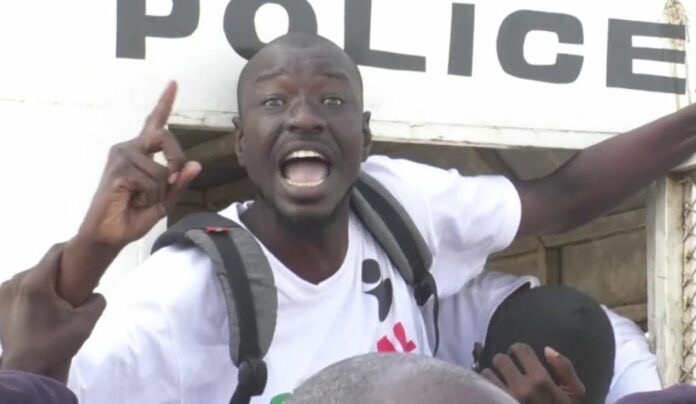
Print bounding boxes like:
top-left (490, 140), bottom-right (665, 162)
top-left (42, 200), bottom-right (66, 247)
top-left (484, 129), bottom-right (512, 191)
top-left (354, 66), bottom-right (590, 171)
top-left (287, 353), bottom-right (516, 404)
top-left (236, 32), bottom-right (363, 116)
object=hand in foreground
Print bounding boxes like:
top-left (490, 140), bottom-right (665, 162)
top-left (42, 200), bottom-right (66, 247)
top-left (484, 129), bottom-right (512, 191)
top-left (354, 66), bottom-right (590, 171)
top-left (480, 343), bottom-right (585, 404)
top-left (0, 244), bottom-right (106, 383)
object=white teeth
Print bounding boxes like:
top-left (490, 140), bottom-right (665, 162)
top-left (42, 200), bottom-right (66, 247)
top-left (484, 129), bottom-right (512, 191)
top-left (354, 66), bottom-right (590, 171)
top-left (286, 178), bottom-right (326, 188)
top-left (285, 150), bottom-right (325, 161)
top-left (281, 149), bottom-right (329, 188)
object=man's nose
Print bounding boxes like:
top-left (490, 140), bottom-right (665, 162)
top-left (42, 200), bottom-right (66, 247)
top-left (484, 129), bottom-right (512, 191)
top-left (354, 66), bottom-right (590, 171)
top-left (286, 99), bottom-right (326, 134)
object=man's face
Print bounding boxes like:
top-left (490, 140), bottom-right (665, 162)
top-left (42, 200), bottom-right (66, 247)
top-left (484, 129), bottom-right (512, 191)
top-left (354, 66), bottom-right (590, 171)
top-left (236, 44), bottom-right (370, 226)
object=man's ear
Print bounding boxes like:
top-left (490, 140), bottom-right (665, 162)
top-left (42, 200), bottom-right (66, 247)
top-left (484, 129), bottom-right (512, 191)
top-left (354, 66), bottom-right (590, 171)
top-left (232, 116), bottom-right (246, 167)
top-left (362, 111), bottom-right (373, 161)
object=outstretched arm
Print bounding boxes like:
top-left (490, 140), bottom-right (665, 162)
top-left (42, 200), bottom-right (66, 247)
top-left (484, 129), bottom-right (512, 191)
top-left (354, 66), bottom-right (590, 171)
top-left (516, 103), bottom-right (696, 237)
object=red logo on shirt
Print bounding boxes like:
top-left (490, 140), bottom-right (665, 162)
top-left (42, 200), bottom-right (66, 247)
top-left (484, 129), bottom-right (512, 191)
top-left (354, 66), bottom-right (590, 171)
top-left (377, 322), bottom-right (416, 352)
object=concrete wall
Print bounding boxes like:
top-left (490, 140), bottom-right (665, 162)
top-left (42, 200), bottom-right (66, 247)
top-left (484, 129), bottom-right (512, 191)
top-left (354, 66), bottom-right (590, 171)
top-left (490, 210), bottom-right (647, 327)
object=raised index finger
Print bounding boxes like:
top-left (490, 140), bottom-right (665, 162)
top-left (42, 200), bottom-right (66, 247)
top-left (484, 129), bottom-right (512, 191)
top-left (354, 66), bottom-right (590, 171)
top-left (143, 81), bottom-right (177, 133)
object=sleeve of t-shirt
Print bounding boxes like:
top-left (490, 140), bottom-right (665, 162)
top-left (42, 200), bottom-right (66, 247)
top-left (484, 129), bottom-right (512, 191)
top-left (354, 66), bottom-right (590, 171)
top-left (0, 370), bottom-right (77, 404)
top-left (68, 249), bottom-right (188, 403)
top-left (602, 307), bottom-right (662, 404)
top-left (68, 292), bottom-right (183, 403)
top-left (68, 245), bottom-right (237, 403)
top-left (361, 156), bottom-right (521, 297)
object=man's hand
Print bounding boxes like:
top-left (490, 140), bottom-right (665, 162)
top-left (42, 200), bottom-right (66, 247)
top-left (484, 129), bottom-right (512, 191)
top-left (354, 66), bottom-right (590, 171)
top-left (480, 343), bottom-right (586, 404)
top-left (0, 244), bottom-right (106, 383)
top-left (58, 81), bottom-right (201, 305)
top-left (78, 81), bottom-right (200, 247)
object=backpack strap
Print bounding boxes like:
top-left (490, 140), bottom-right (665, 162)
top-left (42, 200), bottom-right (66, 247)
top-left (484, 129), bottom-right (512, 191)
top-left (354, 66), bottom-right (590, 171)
top-left (152, 212), bottom-right (276, 404)
top-left (351, 172), bottom-right (440, 354)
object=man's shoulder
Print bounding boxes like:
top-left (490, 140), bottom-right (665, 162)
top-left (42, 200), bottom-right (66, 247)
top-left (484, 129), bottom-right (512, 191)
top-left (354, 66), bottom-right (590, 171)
top-left (361, 155), bottom-right (449, 199)
top-left (362, 155), bottom-right (509, 191)
top-left (361, 155), bottom-right (516, 213)
top-left (105, 244), bottom-right (219, 312)
top-left (128, 202), bottom-right (252, 306)
top-left (362, 155), bottom-right (442, 179)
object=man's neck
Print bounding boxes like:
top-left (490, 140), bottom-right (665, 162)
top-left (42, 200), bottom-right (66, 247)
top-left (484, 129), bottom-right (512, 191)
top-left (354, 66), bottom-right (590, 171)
top-left (240, 200), bottom-right (350, 284)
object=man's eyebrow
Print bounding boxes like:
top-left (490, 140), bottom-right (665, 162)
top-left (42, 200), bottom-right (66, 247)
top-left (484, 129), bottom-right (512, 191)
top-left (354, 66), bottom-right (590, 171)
top-left (254, 67), bottom-right (288, 83)
top-left (253, 66), bottom-right (352, 83)
top-left (318, 68), bottom-right (350, 82)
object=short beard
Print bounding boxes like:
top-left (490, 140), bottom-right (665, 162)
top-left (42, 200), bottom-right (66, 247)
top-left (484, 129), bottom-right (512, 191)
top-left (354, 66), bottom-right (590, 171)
top-left (256, 186), bottom-right (353, 237)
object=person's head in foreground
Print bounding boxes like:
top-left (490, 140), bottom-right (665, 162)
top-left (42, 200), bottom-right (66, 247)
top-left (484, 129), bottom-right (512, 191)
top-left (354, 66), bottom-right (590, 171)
top-left (287, 353), bottom-right (516, 404)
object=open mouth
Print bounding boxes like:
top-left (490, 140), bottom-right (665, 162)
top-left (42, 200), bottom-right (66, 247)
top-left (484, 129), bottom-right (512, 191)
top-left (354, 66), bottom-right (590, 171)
top-left (280, 150), bottom-right (331, 188)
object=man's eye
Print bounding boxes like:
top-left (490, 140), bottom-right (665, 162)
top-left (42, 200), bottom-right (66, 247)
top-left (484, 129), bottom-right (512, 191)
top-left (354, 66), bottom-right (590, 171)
top-left (322, 96), bottom-right (344, 107)
top-left (262, 97), bottom-right (286, 108)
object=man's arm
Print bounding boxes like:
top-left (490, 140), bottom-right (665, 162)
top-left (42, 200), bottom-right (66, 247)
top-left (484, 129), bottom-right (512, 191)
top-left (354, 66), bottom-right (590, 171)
top-left (516, 103), bottom-right (696, 237)
top-left (58, 81), bottom-right (200, 306)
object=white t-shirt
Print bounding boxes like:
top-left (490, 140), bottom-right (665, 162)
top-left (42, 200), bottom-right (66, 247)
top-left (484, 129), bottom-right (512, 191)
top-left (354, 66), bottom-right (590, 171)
top-left (68, 156), bottom-right (521, 404)
top-left (437, 271), bottom-right (662, 404)
top-left (603, 309), bottom-right (662, 404)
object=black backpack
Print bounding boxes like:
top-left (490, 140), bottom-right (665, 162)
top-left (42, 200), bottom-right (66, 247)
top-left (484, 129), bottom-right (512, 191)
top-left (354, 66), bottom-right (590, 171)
top-left (152, 172), bottom-right (439, 404)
